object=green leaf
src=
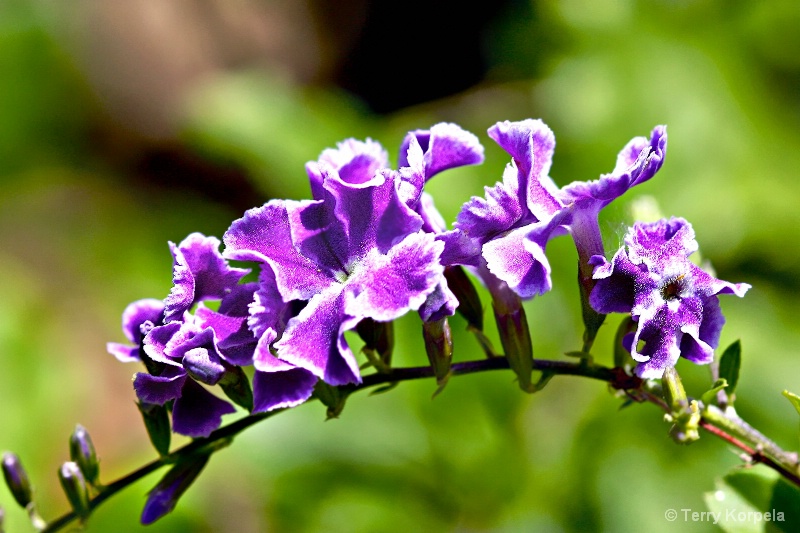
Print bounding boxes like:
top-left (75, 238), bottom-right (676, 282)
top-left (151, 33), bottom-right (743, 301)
top-left (705, 469), bottom-right (799, 532)
top-left (782, 390), bottom-right (800, 417)
top-left (718, 340), bottom-right (742, 397)
top-left (701, 378), bottom-right (728, 407)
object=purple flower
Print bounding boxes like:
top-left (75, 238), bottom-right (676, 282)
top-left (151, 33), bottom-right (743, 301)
top-left (449, 119), bottom-right (667, 299)
top-left (396, 123), bottom-right (485, 321)
top-left (224, 138), bottom-right (447, 386)
top-left (589, 217), bottom-right (750, 379)
top-left (124, 233), bottom-right (256, 437)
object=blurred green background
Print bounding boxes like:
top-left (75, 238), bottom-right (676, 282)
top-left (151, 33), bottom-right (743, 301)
top-left (1, 0), bottom-right (799, 531)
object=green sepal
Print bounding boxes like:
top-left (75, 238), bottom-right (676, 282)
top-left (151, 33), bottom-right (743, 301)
top-left (137, 401), bottom-right (171, 456)
top-left (445, 266), bottom-right (484, 331)
top-left (613, 316), bottom-right (636, 369)
top-left (700, 378), bottom-right (728, 407)
top-left (218, 365), bottom-right (254, 412)
top-left (422, 318), bottom-right (453, 397)
top-left (718, 340), bottom-right (742, 400)
top-left (312, 381), bottom-right (351, 419)
top-left (356, 318), bottom-right (394, 369)
top-left (662, 367), bottom-right (700, 444)
top-left (493, 302), bottom-right (535, 393)
top-left (577, 263), bottom-right (606, 352)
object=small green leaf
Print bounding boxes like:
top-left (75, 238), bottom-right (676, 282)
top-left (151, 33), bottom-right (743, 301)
top-left (782, 390), bottom-right (800, 417)
top-left (705, 469), bottom-right (799, 533)
top-left (701, 378), bottom-right (728, 407)
top-left (718, 340), bottom-right (742, 397)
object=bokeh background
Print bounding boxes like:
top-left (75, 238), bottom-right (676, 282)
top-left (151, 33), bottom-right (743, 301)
top-left (1, 0), bottom-right (800, 531)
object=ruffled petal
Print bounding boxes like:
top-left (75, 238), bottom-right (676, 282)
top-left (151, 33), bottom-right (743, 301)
top-left (171, 379), bottom-right (236, 438)
top-left (224, 200), bottom-right (333, 300)
top-left (482, 226), bottom-right (552, 298)
top-left (121, 298), bottom-right (165, 344)
top-left (163, 233), bottom-right (249, 323)
top-left (133, 369), bottom-right (187, 405)
top-left (488, 119), bottom-right (562, 219)
top-left (398, 122), bottom-right (484, 180)
top-left (252, 368), bottom-right (318, 413)
top-left (344, 232), bottom-right (444, 322)
top-left (455, 176), bottom-right (524, 243)
top-left (274, 285), bottom-right (362, 385)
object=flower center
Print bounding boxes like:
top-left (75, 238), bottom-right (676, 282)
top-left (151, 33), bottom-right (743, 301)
top-left (660, 273), bottom-right (686, 301)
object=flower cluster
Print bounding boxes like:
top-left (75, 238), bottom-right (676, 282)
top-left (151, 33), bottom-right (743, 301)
top-left (109, 118), bottom-right (748, 439)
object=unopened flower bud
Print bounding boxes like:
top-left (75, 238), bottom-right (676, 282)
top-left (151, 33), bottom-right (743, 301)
top-left (444, 266), bottom-right (484, 331)
top-left (422, 318), bottom-right (453, 395)
top-left (356, 318), bottom-right (394, 369)
top-left (69, 425), bottom-right (99, 486)
top-left (141, 453), bottom-right (210, 525)
top-left (492, 291), bottom-right (536, 393)
top-left (137, 401), bottom-right (171, 457)
top-left (182, 348), bottom-right (226, 386)
top-left (58, 461), bottom-right (90, 520)
top-left (218, 365), bottom-right (254, 412)
top-left (2, 453), bottom-right (32, 509)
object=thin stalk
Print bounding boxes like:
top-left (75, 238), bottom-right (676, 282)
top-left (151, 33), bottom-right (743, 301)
top-left (40, 357), bottom-right (800, 532)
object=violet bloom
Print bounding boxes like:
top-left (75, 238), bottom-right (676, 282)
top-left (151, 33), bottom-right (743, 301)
top-left (451, 119), bottom-right (666, 299)
top-left (589, 217), bottom-right (750, 379)
top-left (128, 233), bottom-right (253, 437)
top-left (224, 138), bottom-right (446, 386)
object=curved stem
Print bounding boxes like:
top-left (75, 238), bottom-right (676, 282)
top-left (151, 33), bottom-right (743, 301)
top-left (40, 357), bottom-right (800, 532)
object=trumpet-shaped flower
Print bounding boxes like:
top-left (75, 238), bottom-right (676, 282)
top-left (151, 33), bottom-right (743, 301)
top-left (589, 217), bottom-right (750, 379)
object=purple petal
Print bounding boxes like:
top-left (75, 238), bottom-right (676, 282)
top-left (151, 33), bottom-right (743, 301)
top-left (589, 250), bottom-right (640, 314)
top-left (252, 368), bottom-right (318, 413)
top-left (274, 286), bottom-right (362, 385)
top-left (224, 200), bottom-right (333, 300)
top-left (307, 138), bottom-right (389, 199)
top-left (456, 178), bottom-right (524, 244)
top-left (482, 224), bottom-right (553, 298)
top-left (142, 322), bottom-right (185, 367)
top-left (163, 233), bottom-right (248, 323)
top-left (418, 281), bottom-right (459, 322)
top-left (106, 343), bottom-right (141, 363)
top-left (561, 125), bottom-right (667, 210)
top-left (171, 379), bottom-right (236, 438)
top-left (133, 369), bottom-right (187, 405)
top-left (120, 298), bottom-right (164, 344)
top-left (398, 123), bottom-right (484, 180)
top-left (344, 232), bottom-right (444, 321)
top-left (436, 230), bottom-right (482, 267)
top-left (488, 119), bottom-right (562, 219)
